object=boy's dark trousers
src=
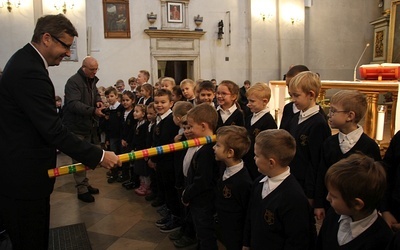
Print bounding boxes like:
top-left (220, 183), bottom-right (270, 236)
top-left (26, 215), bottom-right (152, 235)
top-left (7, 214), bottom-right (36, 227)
top-left (158, 160), bottom-right (181, 218)
top-left (190, 202), bottom-right (217, 250)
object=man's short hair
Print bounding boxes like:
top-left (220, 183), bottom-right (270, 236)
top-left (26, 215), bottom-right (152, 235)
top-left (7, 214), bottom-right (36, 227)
top-left (32, 14), bottom-right (78, 43)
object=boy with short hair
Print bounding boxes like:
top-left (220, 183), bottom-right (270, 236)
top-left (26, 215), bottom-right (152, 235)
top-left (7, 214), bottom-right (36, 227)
top-left (286, 71), bottom-right (331, 201)
top-left (316, 153), bottom-right (392, 249)
top-left (280, 65), bottom-right (309, 130)
top-left (314, 90), bottom-right (381, 220)
top-left (114, 79), bottom-right (125, 93)
top-left (196, 80), bottom-right (216, 107)
top-left (214, 125), bottom-right (253, 250)
top-left (243, 129), bottom-right (316, 249)
top-left (180, 79), bottom-right (196, 104)
top-left (243, 82), bottom-right (277, 180)
top-left (161, 77), bottom-right (176, 92)
top-left (103, 86), bottom-right (124, 183)
top-left (150, 89), bottom-right (181, 232)
top-left (182, 103), bottom-right (220, 249)
top-left (137, 70), bottom-right (150, 86)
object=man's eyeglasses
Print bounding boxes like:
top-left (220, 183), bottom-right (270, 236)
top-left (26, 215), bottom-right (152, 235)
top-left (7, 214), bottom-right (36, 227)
top-left (50, 34), bottom-right (71, 50)
top-left (328, 109), bottom-right (349, 115)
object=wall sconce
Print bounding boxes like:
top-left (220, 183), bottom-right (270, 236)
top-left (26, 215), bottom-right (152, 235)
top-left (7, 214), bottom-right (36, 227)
top-left (290, 16), bottom-right (301, 25)
top-left (0, 0), bottom-right (21, 12)
top-left (54, 1), bottom-right (74, 14)
top-left (260, 12), bottom-right (272, 21)
top-left (217, 20), bottom-right (224, 40)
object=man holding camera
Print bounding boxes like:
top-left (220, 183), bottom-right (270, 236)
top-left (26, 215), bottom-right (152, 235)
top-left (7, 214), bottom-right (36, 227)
top-left (62, 56), bottom-right (105, 202)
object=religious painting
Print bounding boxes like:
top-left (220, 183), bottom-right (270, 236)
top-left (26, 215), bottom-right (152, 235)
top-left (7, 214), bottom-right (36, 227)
top-left (103, 0), bottom-right (131, 38)
top-left (167, 2), bottom-right (183, 23)
top-left (388, 0), bottom-right (400, 62)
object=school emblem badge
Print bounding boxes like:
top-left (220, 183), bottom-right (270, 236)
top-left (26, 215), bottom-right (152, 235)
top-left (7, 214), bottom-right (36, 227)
top-left (253, 128), bottom-right (261, 137)
top-left (300, 134), bottom-right (308, 146)
top-left (155, 126), bottom-right (160, 135)
top-left (223, 185), bottom-right (232, 198)
top-left (264, 209), bottom-right (274, 225)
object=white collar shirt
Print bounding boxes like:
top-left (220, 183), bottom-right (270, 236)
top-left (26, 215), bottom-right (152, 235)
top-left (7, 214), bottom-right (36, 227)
top-left (251, 107), bottom-right (270, 126)
top-left (338, 126), bottom-right (363, 154)
top-left (259, 168), bottom-right (290, 199)
top-left (337, 210), bottom-right (378, 246)
top-left (217, 104), bottom-right (237, 123)
top-left (298, 105), bottom-right (319, 124)
top-left (222, 161), bottom-right (244, 181)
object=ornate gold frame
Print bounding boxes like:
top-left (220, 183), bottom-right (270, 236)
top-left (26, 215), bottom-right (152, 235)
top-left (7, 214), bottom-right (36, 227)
top-left (102, 0), bottom-right (131, 38)
top-left (388, 0), bottom-right (400, 62)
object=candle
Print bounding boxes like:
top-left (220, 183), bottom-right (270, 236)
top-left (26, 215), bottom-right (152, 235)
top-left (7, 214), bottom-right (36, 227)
top-left (274, 85), bottom-right (279, 110)
top-left (376, 106), bottom-right (386, 141)
top-left (285, 86), bottom-right (290, 105)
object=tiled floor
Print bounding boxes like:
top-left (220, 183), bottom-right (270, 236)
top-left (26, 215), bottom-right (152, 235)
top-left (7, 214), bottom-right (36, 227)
top-left (51, 153), bottom-right (203, 250)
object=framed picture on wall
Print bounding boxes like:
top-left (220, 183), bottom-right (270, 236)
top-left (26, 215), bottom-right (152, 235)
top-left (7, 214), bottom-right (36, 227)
top-left (167, 2), bottom-right (183, 23)
top-left (102, 0), bottom-right (131, 38)
top-left (388, 0), bottom-right (400, 62)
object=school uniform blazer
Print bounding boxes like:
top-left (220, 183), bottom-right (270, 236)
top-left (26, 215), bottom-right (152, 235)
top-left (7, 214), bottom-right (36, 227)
top-left (182, 143), bottom-right (219, 206)
top-left (287, 112), bottom-right (331, 199)
top-left (0, 44), bottom-right (103, 200)
top-left (244, 112), bottom-right (277, 180)
top-left (382, 131), bottom-right (400, 220)
top-left (138, 96), bottom-right (153, 105)
top-left (314, 133), bottom-right (381, 208)
top-left (316, 209), bottom-right (393, 250)
top-left (243, 174), bottom-right (316, 249)
top-left (217, 108), bottom-right (245, 128)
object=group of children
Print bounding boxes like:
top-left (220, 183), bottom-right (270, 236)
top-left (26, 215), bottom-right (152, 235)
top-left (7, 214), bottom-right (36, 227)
top-left (76, 65), bottom-right (400, 250)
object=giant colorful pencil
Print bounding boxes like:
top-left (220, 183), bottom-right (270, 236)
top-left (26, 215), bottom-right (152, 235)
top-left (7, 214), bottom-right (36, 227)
top-left (48, 135), bottom-right (216, 178)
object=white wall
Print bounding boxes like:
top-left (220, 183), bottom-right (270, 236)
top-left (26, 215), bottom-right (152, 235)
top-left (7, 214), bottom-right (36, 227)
top-left (0, 0), bottom-right (384, 99)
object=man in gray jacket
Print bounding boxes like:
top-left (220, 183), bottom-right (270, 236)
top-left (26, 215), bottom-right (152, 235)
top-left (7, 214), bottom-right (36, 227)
top-left (62, 56), bottom-right (105, 202)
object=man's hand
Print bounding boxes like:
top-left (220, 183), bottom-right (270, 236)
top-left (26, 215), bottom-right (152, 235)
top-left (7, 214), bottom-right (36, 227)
top-left (314, 208), bottom-right (325, 220)
top-left (94, 107), bottom-right (105, 117)
top-left (99, 151), bottom-right (121, 169)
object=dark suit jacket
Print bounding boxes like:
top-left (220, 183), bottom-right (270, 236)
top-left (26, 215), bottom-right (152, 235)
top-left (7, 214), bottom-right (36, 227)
top-left (0, 44), bottom-right (103, 200)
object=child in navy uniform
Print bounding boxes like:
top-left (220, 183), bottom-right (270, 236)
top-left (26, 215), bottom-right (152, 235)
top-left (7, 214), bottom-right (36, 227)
top-left (285, 71), bottom-right (331, 201)
top-left (216, 80), bottom-right (245, 128)
top-left (243, 129), bottom-right (316, 249)
top-left (316, 153), bottom-right (392, 250)
top-left (182, 103), bottom-right (220, 249)
top-left (244, 82), bottom-right (277, 180)
top-left (150, 89), bottom-right (181, 232)
top-left (314, 90), bottom-right (381, 220)
top-left (103, 86), bottom-right (124, 183)
top-left (382, 130), bottom-right (400, 231)
top-left (214, 125), bottom-right (252, 250)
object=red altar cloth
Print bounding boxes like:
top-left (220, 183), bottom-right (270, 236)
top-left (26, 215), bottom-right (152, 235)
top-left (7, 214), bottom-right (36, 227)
top-left (360, 63), bottom-right (400, 80)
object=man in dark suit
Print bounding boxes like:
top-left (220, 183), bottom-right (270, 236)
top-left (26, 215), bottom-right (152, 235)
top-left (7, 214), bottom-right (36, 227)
top-left (0, 14), bottom-right (120, 250)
